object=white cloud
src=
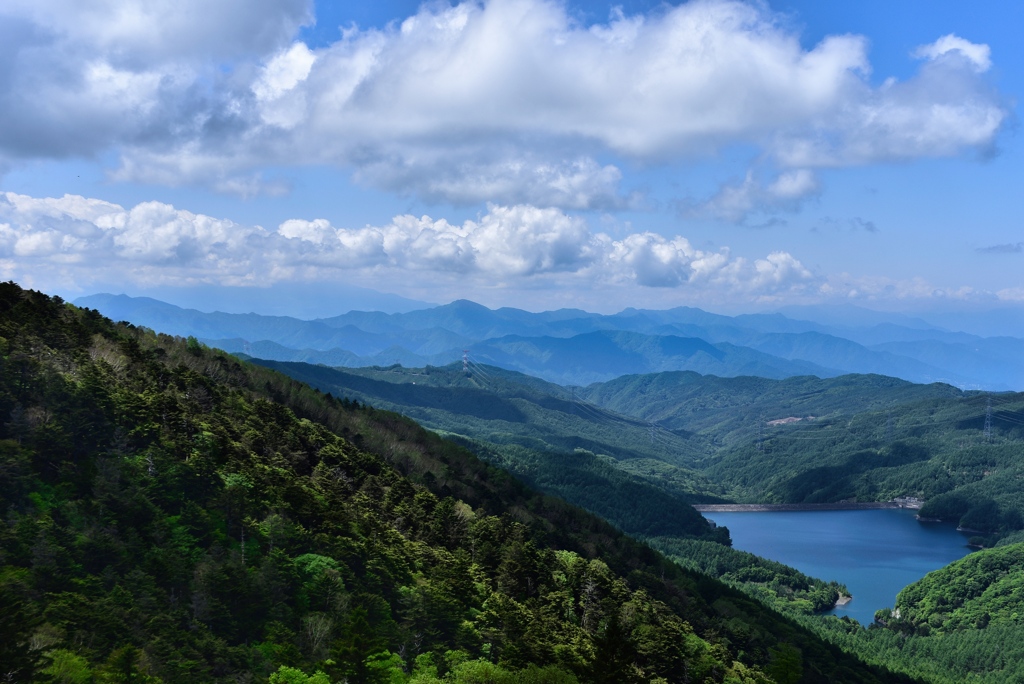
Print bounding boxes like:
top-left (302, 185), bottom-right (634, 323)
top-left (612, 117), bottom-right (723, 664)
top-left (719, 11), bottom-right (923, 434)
top-left (0, 0), bottom-right (1008, 209)
top-left (254, 42), bottom-right (317, 101)
top-left (694, 169), bottom-right (821, 223)
top-left (354, 155), bottom-right (633, 210)
top-left (0, 191), bottom-right (822, 300)
top-left (774, 34), bottom-right (1003, 167)
top-left (607, 233), bottom-right (704, 287)
top-left (458, 205), bottom-right (593, 276)
top-left (817, 273), bottom-right (993, 304)
top-left (3, 0), bottom-right (311, 64)
top-left (768, 170), bottom-right (819, 200)
top-left (914, 34), bottom-right (992, 73)
top-left (279, 218), bottom-right (334, 244)
top-left (0, 192), bottom-right (265, 278)
top-left (254, 42), bottom-right (317, 128)
top-left (4, 190), bottom-right (1019, 311)
top-left (996, 287), bottom-right (1024, 302)
top-left (751, 251), bottom-right (815, 288)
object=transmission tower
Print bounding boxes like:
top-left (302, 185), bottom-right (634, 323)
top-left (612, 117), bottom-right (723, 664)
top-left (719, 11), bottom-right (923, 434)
top-left (984, 396), bottom-right (993, 443)
top-left (462, 349), bottom-right (470, 376)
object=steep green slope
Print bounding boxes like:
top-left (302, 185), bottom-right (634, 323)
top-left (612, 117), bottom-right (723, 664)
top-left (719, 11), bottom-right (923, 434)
top-left (883, 543), bottom-right (1024, 634)
top-left (246, 361), bottom-right (728, 542)
top-left (251, 361), bottom-right (708, 466)
top-left (649, 538), bottom-right (849, 614)
top-left (0, 283), bottom-right (911, 683)
top-left (227, 353), bottom-right (1024, 683)
top-left (245, 361), bottom-right (876, 618)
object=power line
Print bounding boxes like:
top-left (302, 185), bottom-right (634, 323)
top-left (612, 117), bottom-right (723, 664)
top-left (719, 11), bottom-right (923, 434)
top-left (466, 359), bottom-right (496, 384)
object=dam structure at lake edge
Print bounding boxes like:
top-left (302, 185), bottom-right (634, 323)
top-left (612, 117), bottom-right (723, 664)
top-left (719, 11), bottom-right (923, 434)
top-left (693, 498), bottom-right (924, 513)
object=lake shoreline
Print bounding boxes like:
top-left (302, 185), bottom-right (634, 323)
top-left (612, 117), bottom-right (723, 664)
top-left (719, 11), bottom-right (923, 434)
top-left (703, 508), bottom-right (973, 624)
top-left (694, 501), bottom-right (922, 513)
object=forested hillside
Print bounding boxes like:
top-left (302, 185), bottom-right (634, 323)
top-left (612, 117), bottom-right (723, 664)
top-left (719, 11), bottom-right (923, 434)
top-left (245, 361), bottom-right (728, 540)
top-left (581, 372), bottom-right (1024, 544)
top-left (242, 362), bottom-right (853, 616)
top-left (247, 360), bottom-right (1024, 545)
top-left (238, 351), bottom-right (1024, 682)
top-left (804, 543), bottom-right (1024, 683)
top-left (0, 283), bottom-right (913, 683)
top-left (883, 542), bottom-right (1024, 634)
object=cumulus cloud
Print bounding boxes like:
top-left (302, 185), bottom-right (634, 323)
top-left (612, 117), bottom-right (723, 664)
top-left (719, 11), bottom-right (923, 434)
top-left (0, 0), bottom-right (310, 165)
top-left (0, 0), bottom-right (1009, 209)
top-left (354, 154), bottom-right (635, 210)
top-left (2, 0), bottom-right (311, 64)
top-left (914, 34), bottom-right (992, 73)
top-left (0, 192), bottom-right (269, 287)
top-left (0, 191), bottom-right (819, 299)
top-left (773, 33), bottom-right (1004, 168)
top-left (693, 169), bottom-right (821, 223)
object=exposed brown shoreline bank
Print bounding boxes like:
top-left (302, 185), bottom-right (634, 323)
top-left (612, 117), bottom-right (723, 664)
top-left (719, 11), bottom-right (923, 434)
top-left (694, 500), bottom-right (922, 513)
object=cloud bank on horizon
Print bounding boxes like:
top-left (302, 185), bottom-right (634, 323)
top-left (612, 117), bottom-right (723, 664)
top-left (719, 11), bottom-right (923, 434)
top-left (0, 0), bottom-right (1016, 312)
top-left (0, 191), bottom-right (818, 302)
top-left (2, 190), bottom-right (1016, 312)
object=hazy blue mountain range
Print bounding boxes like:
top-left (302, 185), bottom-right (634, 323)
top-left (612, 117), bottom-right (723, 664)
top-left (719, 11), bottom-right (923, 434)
top-left (111, 281), bottom-right (435, 318)
top-left (75, 293), bottom-right (1024, 390)
top-left (462, 330), bottom-right (837, 385)
top-left (778, 303), bottom-right (1024, 340)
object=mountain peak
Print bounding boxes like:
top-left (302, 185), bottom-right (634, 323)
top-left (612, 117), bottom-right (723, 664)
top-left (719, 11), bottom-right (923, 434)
top-left (443, 298), bottom-right (492, 311)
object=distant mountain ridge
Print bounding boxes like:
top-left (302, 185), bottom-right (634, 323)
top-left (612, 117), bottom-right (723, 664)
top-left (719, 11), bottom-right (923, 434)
top-left (75, 293), bottom-right (1024, 390)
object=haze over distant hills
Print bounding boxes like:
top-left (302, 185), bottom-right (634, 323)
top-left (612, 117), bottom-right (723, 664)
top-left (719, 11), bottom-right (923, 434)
top-left (85, 282), bottom-right (435, 318)
top-left (75, 292), bottom-right (1024, 391)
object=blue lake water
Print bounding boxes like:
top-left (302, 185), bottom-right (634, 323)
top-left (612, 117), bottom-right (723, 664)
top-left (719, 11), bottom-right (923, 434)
top-left (703, 508), bottom-right (975, 624)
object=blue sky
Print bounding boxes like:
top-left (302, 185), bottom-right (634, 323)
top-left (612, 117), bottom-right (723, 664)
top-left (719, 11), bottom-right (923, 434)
top-left (0, 0), bottom-right (1021, 322)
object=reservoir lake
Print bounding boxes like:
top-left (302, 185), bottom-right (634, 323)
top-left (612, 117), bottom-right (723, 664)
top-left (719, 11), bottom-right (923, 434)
top-left (703, 508), bottom-right (975, 624)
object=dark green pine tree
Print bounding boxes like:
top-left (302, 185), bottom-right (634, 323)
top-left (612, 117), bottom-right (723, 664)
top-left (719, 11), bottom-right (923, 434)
top-left (0, 579), bottom-right (39, 682)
